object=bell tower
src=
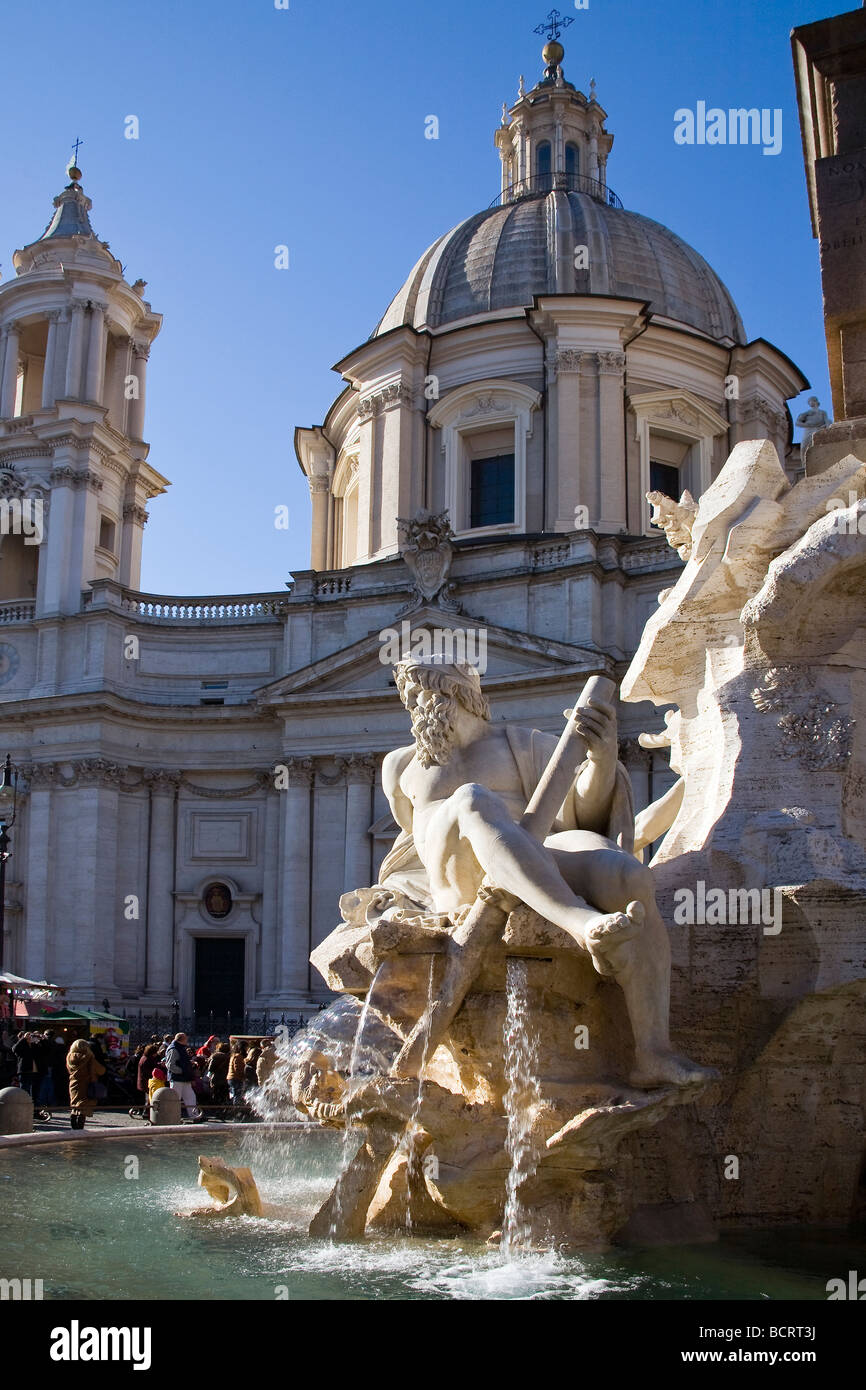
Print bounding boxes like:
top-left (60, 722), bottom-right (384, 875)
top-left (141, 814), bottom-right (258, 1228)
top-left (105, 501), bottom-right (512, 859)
top-left (0, 156), bottom-right (168, 616)
top-left (495, 12), bottom-right (614, 202)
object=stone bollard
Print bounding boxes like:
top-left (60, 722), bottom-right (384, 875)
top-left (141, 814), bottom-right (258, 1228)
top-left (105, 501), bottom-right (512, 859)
top-left (0, 1086), bottom-right (34, 1135)
top-left (150, 1086), bottom-right (182, 1126)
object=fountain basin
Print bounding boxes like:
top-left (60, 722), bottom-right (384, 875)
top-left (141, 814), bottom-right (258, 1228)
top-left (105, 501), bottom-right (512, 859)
top-left (0, 1127), bottom-right (861, 1300)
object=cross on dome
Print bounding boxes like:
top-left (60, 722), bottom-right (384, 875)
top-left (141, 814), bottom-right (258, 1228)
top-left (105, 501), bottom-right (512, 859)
top-left (533, 8), bottom-right (574, 43)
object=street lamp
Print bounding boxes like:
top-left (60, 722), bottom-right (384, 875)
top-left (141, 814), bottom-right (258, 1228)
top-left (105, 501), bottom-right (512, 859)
top-left (0, 754), bottom-right (19, 1031)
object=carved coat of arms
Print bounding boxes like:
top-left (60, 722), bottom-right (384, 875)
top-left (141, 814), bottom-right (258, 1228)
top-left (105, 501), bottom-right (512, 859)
top-left (397, 509), bottom-right (455, 602)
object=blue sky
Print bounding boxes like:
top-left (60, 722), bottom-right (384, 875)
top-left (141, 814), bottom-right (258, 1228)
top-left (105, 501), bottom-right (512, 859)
top-left (0, 0), bottom-right (841, 596)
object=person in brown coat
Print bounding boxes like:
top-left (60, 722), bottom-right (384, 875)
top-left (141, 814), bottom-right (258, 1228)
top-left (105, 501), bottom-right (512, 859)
top-left (206, 1042), bottom-right (230, 1105)
top-left (66, 1037), bottom-right (106, 1129)
top-left (227, 1042), bottom-right (245, 1104)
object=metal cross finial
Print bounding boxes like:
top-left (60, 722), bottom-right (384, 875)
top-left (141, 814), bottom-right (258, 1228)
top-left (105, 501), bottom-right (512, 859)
top-left (71, 137), bottom-right (84, 164)
top-left (534, 8), bottom-right (574, 43)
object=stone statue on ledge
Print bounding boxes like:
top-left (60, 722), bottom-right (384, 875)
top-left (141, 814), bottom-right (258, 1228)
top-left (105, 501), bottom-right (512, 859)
top-left (795, 395), bottom-right (831, 447)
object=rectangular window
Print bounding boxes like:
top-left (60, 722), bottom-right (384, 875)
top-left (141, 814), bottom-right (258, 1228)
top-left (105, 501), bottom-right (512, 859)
top-left (470, 453), bottom-right (515, 528)
top-left (98, 516), bottom-right (116, 553)
top-left (649, 460), bottom-right (681, 500)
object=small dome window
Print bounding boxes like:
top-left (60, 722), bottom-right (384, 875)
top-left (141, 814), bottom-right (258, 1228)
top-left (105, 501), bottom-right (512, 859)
top-left (536, 141), bottom-right (552, 191)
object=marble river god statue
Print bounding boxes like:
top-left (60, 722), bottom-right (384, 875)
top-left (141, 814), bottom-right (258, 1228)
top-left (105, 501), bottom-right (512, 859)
top-left (295, 659), bottom-right (716, 1248)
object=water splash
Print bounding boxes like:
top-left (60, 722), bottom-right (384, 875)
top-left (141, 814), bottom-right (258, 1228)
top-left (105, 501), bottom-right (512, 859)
top-left (501, 957), bottom-right (542, 1256)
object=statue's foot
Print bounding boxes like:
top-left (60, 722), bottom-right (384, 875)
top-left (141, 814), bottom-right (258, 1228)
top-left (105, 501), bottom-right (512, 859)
top-left (630, 1050), bottom-right (719, 1089)
top-left (585, 900), bottom-right (644, 975)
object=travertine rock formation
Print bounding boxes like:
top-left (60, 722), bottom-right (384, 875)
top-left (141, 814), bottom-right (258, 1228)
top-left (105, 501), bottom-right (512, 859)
top-left (621, 438), bottom-right (866, 1231)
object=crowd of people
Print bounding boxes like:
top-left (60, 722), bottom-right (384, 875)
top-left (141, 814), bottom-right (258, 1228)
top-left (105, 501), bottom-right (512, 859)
top-left (131, 1033), bottom-right (278, 1120)
top-left (0, 1028), bottom-right (110, 1128)
top-left (0, 1027), bottom-right (280, 1128)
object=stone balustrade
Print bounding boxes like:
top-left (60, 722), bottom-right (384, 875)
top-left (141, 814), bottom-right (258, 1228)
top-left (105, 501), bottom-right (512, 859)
top-left (0, 599), bottom-right (36, 623)
top-left (83, 579), bottom-right (292, 623)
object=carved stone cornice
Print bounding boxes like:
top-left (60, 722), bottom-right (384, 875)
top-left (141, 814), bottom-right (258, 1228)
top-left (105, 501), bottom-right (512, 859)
top-left (123, 503), bottom-right (149, 526)
top-left (17, 761), bottom-right (58, 788)
top-left (358, 380), bottom-right (412, 420)
top-left (281, 756), bottom-right (314, 788)
top-left (50, 433), bottom-right (119, 465)
top-left (49, 465), bottom-right (103, 493)
top-left (739, 395), bottom-right (787, 434)
top-left (99, 455), bottom-right (128, 482)
top-left (69, 757), bottom-right (127, 788)
top-left (132, 341), bottom-right (151, 361)
top-left (142, 768), bottom-right (182, 795)
top-left (339, 753), bottom-right (377, 785)
top-left (596, 351), bottom-right (626, 375)
top-left (0, 448), bottom-right (51, 463)
top-left (308, 476), bottom-right (330, 496)
top-left (555, 349), bottom-right (585, 374)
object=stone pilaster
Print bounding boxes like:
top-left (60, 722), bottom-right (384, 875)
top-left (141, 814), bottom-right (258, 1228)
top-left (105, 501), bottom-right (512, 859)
top-left (340, 754), bottom-right (376, 893)
top-left (143, 770), bottom-right (181, 997)
top-left (64, 300), bottom-right (87, 399)
top-left (0, 322), bottom-right (21, 418)
top-left (21, 768), bottom-right (54, 980)
top-left (128, 341), bottom-right (149, 439)
top-left (596, 351), bottom-right (627, 531)
top-left (278, 757), bottom-right (313, 997)
top-left (552, 348), bottom-right (585, 530)
top-left (84, 304), bottom-right (107, 403)
top-left (259, 789), bottom-right (281, 997)
top-left (309, 475), bottom-right (330, 571)
top-left (66, 762), bottom-right (126, 998)
top-left (41, 311), bottom-right (61, 409)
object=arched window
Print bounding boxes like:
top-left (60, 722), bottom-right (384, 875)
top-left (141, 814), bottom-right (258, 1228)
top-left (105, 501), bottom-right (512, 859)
top-left (536, 141), bottom-right (552, 192)
top-left (565, 143), bottom-right (580, 187)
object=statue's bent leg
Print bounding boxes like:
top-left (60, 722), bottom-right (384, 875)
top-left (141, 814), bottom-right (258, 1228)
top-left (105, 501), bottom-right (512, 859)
top-left (430, 784), bottom-right (611, 939)
top-left (547, 835), bottom-right (717, 1088)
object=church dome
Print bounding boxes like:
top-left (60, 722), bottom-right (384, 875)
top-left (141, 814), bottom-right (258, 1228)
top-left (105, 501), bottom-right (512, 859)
top-left (374, 189), bottom-right (746, 345)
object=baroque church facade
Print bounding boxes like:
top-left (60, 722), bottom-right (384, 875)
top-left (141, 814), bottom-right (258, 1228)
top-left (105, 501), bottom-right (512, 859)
top-left (0, 39), bottom-right (807, 1022)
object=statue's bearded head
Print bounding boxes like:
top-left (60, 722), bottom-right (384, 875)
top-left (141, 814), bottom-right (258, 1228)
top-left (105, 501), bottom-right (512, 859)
top-left (394, 659), bottom-right (490, 767)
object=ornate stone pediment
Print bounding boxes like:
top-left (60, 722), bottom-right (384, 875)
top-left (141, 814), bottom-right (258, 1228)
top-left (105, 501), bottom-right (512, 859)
top-left (253, 606), bottom-right (607, 706)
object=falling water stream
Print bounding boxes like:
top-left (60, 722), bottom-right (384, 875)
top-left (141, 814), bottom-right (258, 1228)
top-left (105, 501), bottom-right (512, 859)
top-left (405, 953), bottom-right (436, 1231)
top-left (329, 992), bottom-right (372, 1238)
top-left (501, 957), bottom-right (542, 1256)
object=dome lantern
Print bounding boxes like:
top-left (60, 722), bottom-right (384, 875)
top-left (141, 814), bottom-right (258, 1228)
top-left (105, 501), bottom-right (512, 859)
top-left (495, 9), bottom-right (614, 206)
